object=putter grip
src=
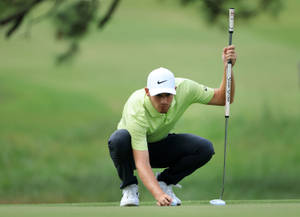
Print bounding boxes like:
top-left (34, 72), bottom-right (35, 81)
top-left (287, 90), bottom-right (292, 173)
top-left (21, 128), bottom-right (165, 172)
top-left (225, 63), bottom-right (232, 117)
top-left (225, 8), bottom-right (234, 117)
top-left (229, 8), bottom-right (234, 33)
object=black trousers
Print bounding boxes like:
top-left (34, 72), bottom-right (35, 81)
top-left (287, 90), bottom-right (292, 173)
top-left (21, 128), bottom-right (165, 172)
top-left (108, 129), bottom-right (215, 189)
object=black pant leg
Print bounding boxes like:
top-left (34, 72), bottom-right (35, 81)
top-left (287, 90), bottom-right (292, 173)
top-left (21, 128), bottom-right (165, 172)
top-left (148, 133), bottom-right (215, 185)
top-left (108, 129), bottom-right (138, 189)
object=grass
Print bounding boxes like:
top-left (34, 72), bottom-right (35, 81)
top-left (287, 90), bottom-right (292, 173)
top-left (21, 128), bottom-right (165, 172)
top-left (0, 0), bottom-right (300, 203)
top-left (0, 200), bottom-right (300, 217)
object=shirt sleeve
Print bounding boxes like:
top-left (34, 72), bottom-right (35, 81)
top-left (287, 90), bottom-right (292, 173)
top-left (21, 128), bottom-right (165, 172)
top-left (187, 79), bottom-right (215, 104)
top-left (126, 118), bottom-right (148, 151)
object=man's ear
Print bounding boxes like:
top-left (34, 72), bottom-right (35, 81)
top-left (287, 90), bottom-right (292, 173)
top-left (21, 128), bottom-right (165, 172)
top-left (144, 87), bottom-right (150, 96)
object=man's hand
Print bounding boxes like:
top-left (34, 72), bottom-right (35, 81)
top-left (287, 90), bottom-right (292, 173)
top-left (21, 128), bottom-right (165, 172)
top-left (222, 45), bottom-right (237, 67)
top-left (156, 193), bottom-right (173, 206)
top-left (208, 45), bottom-right (236, 105)
top-left (133, 149), bottom-right (173, 206)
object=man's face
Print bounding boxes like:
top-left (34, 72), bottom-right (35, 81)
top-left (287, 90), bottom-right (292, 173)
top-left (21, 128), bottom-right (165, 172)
top-left (145, 88), bottom-right (174, 113)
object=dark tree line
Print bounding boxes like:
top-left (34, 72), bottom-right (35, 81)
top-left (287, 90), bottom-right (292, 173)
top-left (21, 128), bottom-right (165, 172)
top-left (0, 0), bottom-right (282, 62)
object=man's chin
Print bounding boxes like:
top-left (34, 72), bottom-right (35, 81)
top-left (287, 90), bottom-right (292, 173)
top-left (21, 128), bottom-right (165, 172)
top-left (157, 105), bottom-right (170, 113)
top-left (159, 109), bottom-right (169, 114)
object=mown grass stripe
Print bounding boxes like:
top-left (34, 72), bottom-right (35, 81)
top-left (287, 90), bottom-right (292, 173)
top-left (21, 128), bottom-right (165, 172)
top-left (1, 199), bottom-right (300, 207)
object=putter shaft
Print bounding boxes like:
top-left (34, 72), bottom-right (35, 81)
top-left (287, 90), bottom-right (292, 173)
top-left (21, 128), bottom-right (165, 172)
top-left (219, 8), bottom-right (234, 201)
top-left (220, 117), bottom-right (229, 200)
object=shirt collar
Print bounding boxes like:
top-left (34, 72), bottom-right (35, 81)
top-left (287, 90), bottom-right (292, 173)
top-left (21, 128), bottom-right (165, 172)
top-left (144, 94), bottom-right (176, 117)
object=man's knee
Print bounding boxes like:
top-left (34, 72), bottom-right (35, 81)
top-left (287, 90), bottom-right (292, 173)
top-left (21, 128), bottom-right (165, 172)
top-left (194, 138), bottom-right (215, 162)
top-left (193, 140), bottom-right (214, 168)
top-left (193, 137), bottom-right (215, 156)
top-left (108, 129), bottom-right (132, 159)
top-left (205, 140), bottom-right (215, 158)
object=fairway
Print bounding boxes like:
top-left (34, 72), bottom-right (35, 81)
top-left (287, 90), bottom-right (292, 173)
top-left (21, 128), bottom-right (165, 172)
top-left (1, 200), bottom-right (300, 217)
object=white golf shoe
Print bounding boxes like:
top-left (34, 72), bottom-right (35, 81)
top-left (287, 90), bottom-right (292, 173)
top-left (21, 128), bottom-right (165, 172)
top-left (120, 184), bottom-right (139, 207)
top-left (158, 181), bottom-right (182, 206)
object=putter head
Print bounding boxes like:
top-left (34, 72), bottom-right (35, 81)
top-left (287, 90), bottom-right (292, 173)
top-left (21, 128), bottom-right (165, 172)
top-left (210, 199), bottom-right (226, 206)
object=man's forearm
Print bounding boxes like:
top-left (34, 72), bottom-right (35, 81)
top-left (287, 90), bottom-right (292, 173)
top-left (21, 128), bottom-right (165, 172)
top-left (133, 149), bottom-right (172, 206)
top-left (136, 164), bottom-right (164, 200)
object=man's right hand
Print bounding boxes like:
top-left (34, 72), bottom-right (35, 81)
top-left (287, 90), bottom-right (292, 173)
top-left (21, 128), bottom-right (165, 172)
top-left (156, 193), bottom-right (173, 206)
top-left (133, 149), bottom-right (173, 206)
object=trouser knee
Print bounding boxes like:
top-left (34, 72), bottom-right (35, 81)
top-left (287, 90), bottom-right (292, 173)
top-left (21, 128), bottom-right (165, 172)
top-left (108, 129), bottom-right (132, 160)
top-left (195, 139), bottom-right (215, 165)
top-left (206, 141), bottom-right (215, 158)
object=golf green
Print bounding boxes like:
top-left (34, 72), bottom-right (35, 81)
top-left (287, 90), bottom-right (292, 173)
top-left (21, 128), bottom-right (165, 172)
top-left (1, 200), bottom-right (299, 217)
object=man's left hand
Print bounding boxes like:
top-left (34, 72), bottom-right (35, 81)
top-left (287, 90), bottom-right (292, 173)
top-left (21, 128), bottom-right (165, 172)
top-left (222, 45), bottom-right (237, 67)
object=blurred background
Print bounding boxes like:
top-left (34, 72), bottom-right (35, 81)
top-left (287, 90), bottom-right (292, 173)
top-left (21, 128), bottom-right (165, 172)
top-left (0, 0), bottom-right (299, 203)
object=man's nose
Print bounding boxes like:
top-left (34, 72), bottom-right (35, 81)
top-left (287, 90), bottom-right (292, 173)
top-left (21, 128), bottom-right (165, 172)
top-left (161, 96), bottom-right (168, 104)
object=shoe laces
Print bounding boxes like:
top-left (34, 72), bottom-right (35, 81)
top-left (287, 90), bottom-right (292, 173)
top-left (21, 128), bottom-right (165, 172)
top-left (156, 172), bottom-right (182, 199)
top-left (123, 185), bottom-right (138, 199)
top-left (165, 184), bottom-right (181, 199)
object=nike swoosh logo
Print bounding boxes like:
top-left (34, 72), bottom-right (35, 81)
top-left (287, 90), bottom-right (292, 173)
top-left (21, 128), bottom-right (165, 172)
top-left (157, 80), bottom-right (167, 84)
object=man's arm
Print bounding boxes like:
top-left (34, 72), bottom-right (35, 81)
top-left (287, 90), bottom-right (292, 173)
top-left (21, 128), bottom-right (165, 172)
top-left (132, 149), bottom-right (172, 206)
top-left (208, 45), bottom-right (236, 106)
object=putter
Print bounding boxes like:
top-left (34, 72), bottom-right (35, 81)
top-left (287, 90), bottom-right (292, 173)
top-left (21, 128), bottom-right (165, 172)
top-left (210, 8), bottom-right (234, 206)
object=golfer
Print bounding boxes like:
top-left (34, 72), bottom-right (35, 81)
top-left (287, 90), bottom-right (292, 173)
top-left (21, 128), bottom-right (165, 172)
top-left (108, 45), bottom-right (237, 206)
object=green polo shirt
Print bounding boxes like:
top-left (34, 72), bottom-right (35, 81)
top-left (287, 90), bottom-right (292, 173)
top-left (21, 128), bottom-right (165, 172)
top-left (117, 78), bottom-right (214, 150)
